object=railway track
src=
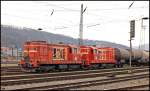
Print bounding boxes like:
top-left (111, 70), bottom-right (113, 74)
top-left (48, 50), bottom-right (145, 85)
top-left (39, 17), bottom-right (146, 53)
top-left (1, 66), bottom-right (21, 72)
top-left (1, 67), bottom-right (149, 90)
top-left (30, 73), bottom-right (149, 90)
top-left (1, 65), bottom-right (148, 76)
top-left (1, 66), bottom-right (148, 81)
top-left (1, 72), bottom-right (28, 76)
top-left (111, 84), bottom-right (149, 90)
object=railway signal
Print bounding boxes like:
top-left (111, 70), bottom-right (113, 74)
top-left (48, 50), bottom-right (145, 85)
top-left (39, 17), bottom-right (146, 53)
top-left (130, 20), bottom-right (135, 38)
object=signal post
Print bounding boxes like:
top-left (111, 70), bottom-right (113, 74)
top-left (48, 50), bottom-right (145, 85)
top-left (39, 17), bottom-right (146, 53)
top-left (129, 20), bottom-right (135, 73)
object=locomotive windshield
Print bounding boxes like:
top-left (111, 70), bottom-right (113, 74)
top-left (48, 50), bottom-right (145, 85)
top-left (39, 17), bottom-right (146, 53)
top-left (23, 46), bottom-right (29, 62)
top-left (93, 49), bottom-right (98, 54)
top-left (81, 48), bottom-right (89, 54)
top-left (72, 48), bottom-right (78, 54)
top-left (23, 47), bottom-right (29, 56)
top-left (52, 48), bottom-right (64, 60)
top-left (23, 45), bottom-right (38, 59)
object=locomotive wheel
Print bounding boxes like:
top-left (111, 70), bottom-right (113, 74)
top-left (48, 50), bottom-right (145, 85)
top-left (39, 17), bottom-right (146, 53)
top-left (81, 65), bottom-right (88, 70)
top-left (35, 68), bottom-right (42, 73)
top-left (114, 64), bottom-right (119, 68)
top-left (68, 65), bottom-right (74, 71)
top-left (120, 64), bottom-right (123, 68)
top-left (90, 64), bottom-right (99, 69)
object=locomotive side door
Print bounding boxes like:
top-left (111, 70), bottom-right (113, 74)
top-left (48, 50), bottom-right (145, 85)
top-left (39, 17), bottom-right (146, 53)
top-left (80, 47), bottom-right (90, 66)
top-left (39, 45), bottom-right (49, 64)
top-left (47, 46), bottom-right (52, 64)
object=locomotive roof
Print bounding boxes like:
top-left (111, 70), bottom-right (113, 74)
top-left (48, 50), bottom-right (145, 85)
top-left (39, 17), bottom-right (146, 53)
top-left (25, 41), bottom-right (47, 45)
top-left (25, 41), bottom-right (78, 48)
top-left (48, 43), bottom-right (78, 48)
top-left (80, 45), bottom-right (98, 49)
top-left (98, 47), bottom-right (114, 49)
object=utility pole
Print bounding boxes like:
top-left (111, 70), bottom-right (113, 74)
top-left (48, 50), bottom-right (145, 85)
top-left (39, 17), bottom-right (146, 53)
top-left (129, 30), bottom-right (133, 69)
top-left (139, 17), bottom-right (149, 50)
top-left (5, 29), bottom-right (7, 68)
top-left (79, 4), bottom-right (87, 46)
top-left (15, 45), bottom-right (19, 61)
top-left (79, 4), bottom-right (83, 46)
top-left (128, 2), bottom-right (134, 73)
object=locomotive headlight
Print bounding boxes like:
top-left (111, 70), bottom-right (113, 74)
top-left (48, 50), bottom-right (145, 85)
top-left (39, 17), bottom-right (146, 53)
top-left (75, 56), bottom-right (77, 60)
top-left (95, 56), bottom-right (97, 60)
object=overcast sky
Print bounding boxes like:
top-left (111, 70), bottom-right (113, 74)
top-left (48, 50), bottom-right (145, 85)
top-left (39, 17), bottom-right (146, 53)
top-left (1, 1), bottom-right (149, 47)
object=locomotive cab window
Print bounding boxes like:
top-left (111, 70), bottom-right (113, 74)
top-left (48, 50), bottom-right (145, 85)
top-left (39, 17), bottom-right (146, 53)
top-left (73, 48), bottom-right (77, 54)
top-left (69, 48), bottom-right (72, 53)
top-left (33, 48), bottom-right (37, 51)
top-left (53, 48), bottom-right (57, 58)
top-left (81, 48), bottom-right (89, 54)
top-left (23, 47), bottom-right (29, 56)
top-left (52, 48), bottom-right (64, 59)
top-left (98, 51), bottom-right (101, 54)
top-left (94, 49), bottom-right (97, 54)
top-left (98, 50), bottom-right (103, 59)
top-left (59, 49), bottom-right (63, 59)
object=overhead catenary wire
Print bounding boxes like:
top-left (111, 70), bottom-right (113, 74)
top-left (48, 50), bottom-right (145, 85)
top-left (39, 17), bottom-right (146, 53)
top-left (3, 12), bottom-right (147, 32)
top-left (4, 2), bottom-right (148, 28)
top-left (3, 2), bottom-right (149, 33)
top-left (31, 1), bottom-right (149, 12)
top-left (33, 2), bottom-right (79, 11)
top-left (54, 19), bottom-right (135, 30)
top-left (128, 1), bottom-right (135, 9)
top-left (1, 1), bottom-right (148, 46)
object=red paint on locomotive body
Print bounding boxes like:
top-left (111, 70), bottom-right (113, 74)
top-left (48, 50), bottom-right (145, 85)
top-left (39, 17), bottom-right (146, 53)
top-left (98, 47), bottom-right (116, 64)
top-left (20, 41), bottom-right (49, 68)
top-left (80, 46), bottom-right (116, 66)
top-left (19, 41), bottom-right (149, 72)
top-left (20, 42), bottom-right (117, 69)
top-left (20, 41), bottom-right (82, 69)
top-left (80, 46), bottom-right (99, 66)
top-left (48, 44), bottom-right (81, 64)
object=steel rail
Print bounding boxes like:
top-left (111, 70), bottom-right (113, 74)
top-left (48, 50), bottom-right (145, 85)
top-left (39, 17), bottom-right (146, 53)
top-left (1, 68), bottom-right (149, 86)
top-left (110, 84), bottom-right (149, 90)
top-left (1, 66), bottom-right (148, 80)
top-left (21, 73), bottom-right (149, 90)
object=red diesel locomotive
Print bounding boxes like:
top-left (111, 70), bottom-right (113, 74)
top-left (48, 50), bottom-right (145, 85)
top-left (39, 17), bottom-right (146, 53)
top-left (19, 41), bottom-right (149, 72)
top-left (80, 46), bottom-right (116, 68)
top-left (20, 41), bottom-right (81, 72)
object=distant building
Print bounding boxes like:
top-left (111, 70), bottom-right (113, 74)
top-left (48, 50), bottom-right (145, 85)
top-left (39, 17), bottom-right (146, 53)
top-left (1, 47), bottom-right (21, 57)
